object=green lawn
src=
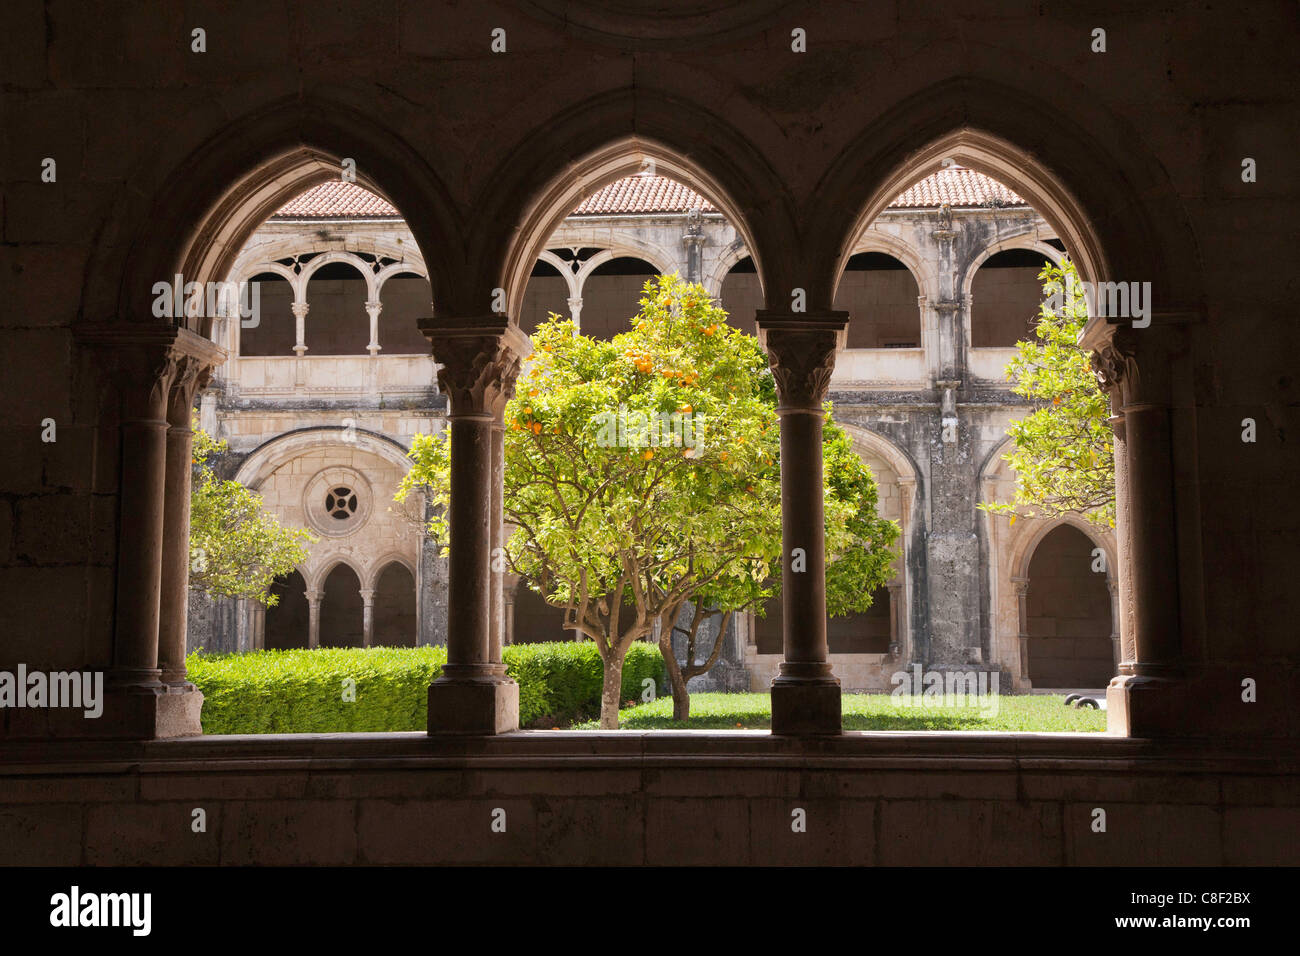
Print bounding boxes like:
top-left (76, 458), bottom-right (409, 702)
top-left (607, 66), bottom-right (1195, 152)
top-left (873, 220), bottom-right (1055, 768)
top-left (571, 692), bottom-right (1107, 732)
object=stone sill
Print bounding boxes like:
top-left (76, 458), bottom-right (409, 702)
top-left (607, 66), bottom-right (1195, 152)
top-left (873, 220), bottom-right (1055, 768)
top-left (3, 730), bottom-right (1297, 777)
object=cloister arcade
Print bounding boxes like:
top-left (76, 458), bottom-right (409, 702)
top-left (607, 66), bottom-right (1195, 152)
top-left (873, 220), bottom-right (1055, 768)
top-left (4, 2), bottom-right (1293, 869)
top-left (192, 165), bottom-right (1117, 700)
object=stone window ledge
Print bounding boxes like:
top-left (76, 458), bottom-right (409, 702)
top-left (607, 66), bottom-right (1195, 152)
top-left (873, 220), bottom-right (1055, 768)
top-left (2, 731), bottom-right (1296, 777)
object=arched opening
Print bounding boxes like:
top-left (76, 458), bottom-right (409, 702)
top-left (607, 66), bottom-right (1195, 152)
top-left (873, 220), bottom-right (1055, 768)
top-left (511, 579), bottom-right (571, 644)
top-left (970, 247), bottom-right (1052, 348)
top-left (755, 587), bottom-right (892, 657)
top-left (377, 271), bottom-right (433, 354)
top-left (1024, 525), bottom-right (1113, 688)
top-left (304, 260), bottom-right (371, 355)
top-left (319, 564), bottom-right (365, 648)
top-left (833, 252), bottom-right (922, 349)
top-left (264, 570), bottom-right (309, 650)
top-left (578, 256), bottom-right (660, 341)
top-left (519, 257), bottom-right (573, 336)
top-left (239, 272), bottom-right (296, 356)
top-left (372, 562), bottom-right (417, 647)
top-left (719, 256), bottom-right (761, 335)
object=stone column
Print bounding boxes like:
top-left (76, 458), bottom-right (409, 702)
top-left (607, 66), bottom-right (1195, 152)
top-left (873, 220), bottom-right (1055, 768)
top-left (1089, 325), bottom-right (1185, 734)
top-left (306, 589), bottom-right (322, 649)
top-left (886, 582), bottom-right (903, 658)
top-left (419, 315), bottom-right (529, 734)
top-left (1012, 575), bottom-right (1031, 691)
top-left (681, 208), bottom-right (705, 282)
top-left (159, 343), bottom-right (222, 703)
top-left (756, 311), bottom-right (847, 734)
top-left (503, 579), bottom-right (517, 646)
top-left (488, 419), bottom-right (506, 665)
top-left (1107, 578), bottom-right (1121, 675)
top-left (111, 359), bottom-right (174, 688)
top-left (291, 301), bottom-right (309, 355)
top-left (364, 300), bottom-right (382, 393)
top-left (73, 323), bottom-right (224, 738)
top-left (361, 588), bottom-right (376, 647)
top-left (292, 301), bottom-right (309, 389)
top-left (365, 300), bottom-right (382, 355)
top-left (567, 296), bottom-right (583, 329)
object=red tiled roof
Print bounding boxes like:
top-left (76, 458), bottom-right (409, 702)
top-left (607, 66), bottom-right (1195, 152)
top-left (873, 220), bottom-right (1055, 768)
top-left (890, 167), bottom-right (1025, 208)
top-left (273, 181), bottom-right (401, 219)
top-left (272, 168), bottom-right (1025, 220)
top-left (570, 175), bottom-right (718, 215)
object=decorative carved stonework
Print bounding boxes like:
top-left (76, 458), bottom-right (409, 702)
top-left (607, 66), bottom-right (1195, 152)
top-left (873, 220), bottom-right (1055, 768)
top-left (168, 354), bottom-right (209, 426)
top-left (1089, 337), bottom-right (1136, 398)
top-left (421, 316), bottom-right (530, 418)
top-left (75, 323), bottom-right (226, 421)
top-left (755, 311), bottom-right (848, 411)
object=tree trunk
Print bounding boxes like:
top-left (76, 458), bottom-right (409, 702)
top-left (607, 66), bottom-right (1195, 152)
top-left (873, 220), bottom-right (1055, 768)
top-left (599, 652), bottom-right (625, 729)
top-left (659, 630), bottom-right (692, 721)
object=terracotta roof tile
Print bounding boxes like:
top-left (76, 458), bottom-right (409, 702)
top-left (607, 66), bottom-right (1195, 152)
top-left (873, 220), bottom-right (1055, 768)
top-left (890, 167), bottom-right (1025, 208)
top-left (272, 168), bottom-right (1025, 220)
top-left (570, 175), bottom-right (718, 215)
top-left (273, 181), bottom-right (401, 219)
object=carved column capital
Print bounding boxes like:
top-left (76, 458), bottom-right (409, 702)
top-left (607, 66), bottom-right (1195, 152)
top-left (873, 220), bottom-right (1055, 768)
top-left (421, 316), bottom-right (531, 419)
top-left (1089, 333), bottom-right (1137, 400)
top-left (755, 311), bottom-right (847, 411)
top-left (76, 323), bottom-right (226, 422)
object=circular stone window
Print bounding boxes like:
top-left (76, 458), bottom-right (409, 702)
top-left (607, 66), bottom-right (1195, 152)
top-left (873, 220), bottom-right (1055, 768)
top-left (303, 467), bottom-right (373, 537)
top-left (325, 486), bottom-right (358, 520)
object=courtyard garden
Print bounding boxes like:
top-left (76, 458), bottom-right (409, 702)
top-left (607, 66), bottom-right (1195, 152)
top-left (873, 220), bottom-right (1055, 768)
top-left (186, 645), bottom-right (1106, 734)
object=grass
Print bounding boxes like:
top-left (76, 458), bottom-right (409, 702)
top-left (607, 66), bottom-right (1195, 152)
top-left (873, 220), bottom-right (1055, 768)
top-left (572, 692), bottom-right (1108, 732)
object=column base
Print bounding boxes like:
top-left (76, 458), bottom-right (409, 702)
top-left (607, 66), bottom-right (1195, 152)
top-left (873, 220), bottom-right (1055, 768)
top-left (770, 677), bottom-right (841, 736)
top-left (1, 682), bottom-right (204, 740)
top-left (427, 675), bottom-right (519, 735)
top-left (157, 683), bottom-right (205, 738)
top-left (1106, 675), bottom-right (1175, 736)
top-left (1108, 668), bottom-right (1297, 738)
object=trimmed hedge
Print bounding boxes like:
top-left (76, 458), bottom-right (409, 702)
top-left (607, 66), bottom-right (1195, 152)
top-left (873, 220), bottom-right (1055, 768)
top-left (508, 641), bottom-right (665, 727)
top-left (187, 642), bottom-right (667, 734)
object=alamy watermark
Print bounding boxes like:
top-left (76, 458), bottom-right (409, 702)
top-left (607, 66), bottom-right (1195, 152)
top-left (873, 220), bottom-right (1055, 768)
top-left (593, 404), bottom-right (702, 449)
top-left (152, 274), bottom-right (261, 326)
top-left (1045, 274), bottom-right (1152, 328)
top-left (890, 665), bottom-right (1000, 717)
top-left (50, 886), bottom-right (150, 936)
top-left (0, 664), bottom-right (103, 718)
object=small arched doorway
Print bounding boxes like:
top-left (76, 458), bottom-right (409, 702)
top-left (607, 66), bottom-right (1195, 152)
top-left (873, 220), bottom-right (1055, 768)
top-left (1024, 525), bottom-right (1113, 688)
top-left (372, 562), bottom-right (417, 647)
top-left (719, 255), bottom-right (761, 335)
top-left (319, 563), bottom-right (365, 648)
top-left (511, 579), bottom-right (571, 644)
top-left (833, 251), bottom-right (922, 348)
top-left (264, 569), bottom-right (309, 650)
top-left (970, 247), bottom-right (1051, 348)
top-left (579, 256), bottom-right (660, 341)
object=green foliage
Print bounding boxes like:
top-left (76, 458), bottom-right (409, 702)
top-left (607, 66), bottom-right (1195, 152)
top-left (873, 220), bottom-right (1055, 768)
top-left (186, 642), bottom-right (667, 733)
top-left (572, 691), bottom-right (1107, 732)
top-left (189, 646), bottom-right (443, 734)
top-left (397, 275), bottom-right (899, 724)
top-left (982, 259), bottom-right (1116, 528)
top-left (503, 641), bottom-right (666, 727)
top-left (189, 422), bottom-right (315, 605)
top-left (821, 417), bottom-right (901, 617)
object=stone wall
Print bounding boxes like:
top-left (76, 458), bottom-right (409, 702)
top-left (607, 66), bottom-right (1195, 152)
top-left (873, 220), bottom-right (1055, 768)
top-left (3, 734), bottom-right (1294, 866)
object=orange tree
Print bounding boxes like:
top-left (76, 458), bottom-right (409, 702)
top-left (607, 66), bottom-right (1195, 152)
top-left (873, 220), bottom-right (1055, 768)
top-left (399, 275), bottom-right (897, 726)
top-left (982, 258), bottom-right (1115, 528)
